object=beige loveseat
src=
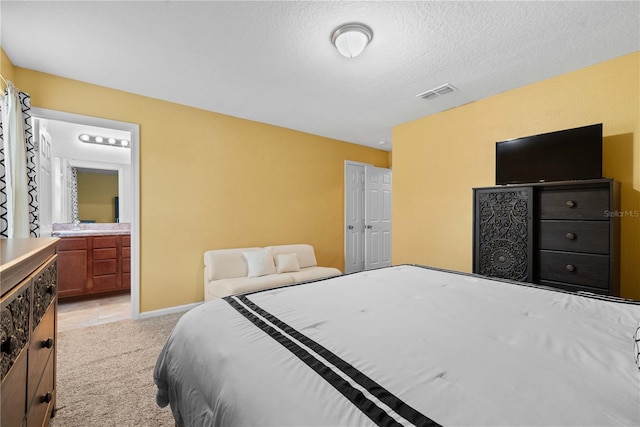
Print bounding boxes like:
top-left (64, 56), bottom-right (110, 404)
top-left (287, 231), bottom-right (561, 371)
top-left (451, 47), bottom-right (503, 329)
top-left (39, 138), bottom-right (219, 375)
top-left (203, 244), bottom-right (342, 301)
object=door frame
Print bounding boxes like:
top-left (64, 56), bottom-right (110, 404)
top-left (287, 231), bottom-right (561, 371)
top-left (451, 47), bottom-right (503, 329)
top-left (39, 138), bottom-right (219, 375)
top-left (31, 107), bottom-right (141, 320)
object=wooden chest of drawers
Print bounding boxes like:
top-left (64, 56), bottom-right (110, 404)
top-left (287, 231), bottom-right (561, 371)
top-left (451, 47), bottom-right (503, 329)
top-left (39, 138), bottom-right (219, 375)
top-left (536, 184), bottom-right (619, 294)
top-left (473, 179), bottom-right (620, 295)
top-left (1, 238), bottom-right (59, 427)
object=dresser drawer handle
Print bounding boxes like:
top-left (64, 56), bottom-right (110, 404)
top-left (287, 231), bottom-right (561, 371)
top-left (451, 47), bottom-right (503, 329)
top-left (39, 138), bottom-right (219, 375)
top-left (1, 335), bottom-right (17, 354)
top-left (565, 232), bottom-right (576, 240)
top-left (41, 337), bottom-right (54, 349)
top-left (566, 200), bottom-right (576, 208)
top-left (565, 264), bottom-right (576, 272)
top-left (41, 392), bottom-right (53, 404)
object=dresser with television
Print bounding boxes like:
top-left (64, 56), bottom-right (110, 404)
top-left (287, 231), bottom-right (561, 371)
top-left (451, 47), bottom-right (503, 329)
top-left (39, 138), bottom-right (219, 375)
top-left (473, 124), bottom-right (621, 296)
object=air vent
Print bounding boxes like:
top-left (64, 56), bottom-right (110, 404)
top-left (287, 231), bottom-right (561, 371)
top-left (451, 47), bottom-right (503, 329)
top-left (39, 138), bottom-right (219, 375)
top-left (416, 83), bottom-right (457, 100)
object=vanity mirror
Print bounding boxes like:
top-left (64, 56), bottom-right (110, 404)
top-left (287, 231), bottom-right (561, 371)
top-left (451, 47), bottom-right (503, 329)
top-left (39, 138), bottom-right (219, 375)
top-left (75, 167), bottom-right (119, 223)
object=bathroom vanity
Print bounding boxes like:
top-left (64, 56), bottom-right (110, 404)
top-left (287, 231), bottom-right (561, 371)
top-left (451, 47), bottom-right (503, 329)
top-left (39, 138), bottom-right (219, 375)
top-left (52, 224), bottom-right (130, 301)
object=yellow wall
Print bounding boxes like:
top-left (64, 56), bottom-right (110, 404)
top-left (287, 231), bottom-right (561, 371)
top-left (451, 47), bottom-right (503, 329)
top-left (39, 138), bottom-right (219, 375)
top-left (1, 48), bottom-right (16, 83)
top-left (2, 49), bottom-right (388, 311)
top-left (393, 52), bottom-right (640, 299)
top-left (77, 172), bottom-right (118, 223)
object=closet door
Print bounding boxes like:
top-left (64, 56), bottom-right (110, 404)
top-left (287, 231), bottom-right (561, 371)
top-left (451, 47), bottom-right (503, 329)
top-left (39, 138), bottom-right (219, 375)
top-left (344, 163), bottom-right (366, 274)
top-left (364, 166), bottom-right (392, 270)
top-left (344, 163), bottom-right (392, 273)
top-left (473, 186), bottom-right (533, 282)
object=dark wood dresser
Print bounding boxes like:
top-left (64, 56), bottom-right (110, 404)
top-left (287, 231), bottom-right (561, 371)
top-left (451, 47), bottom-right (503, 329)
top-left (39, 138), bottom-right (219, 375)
top-left (1, 238), bottom-right (59, 427)
top-left (473, 179), bottom-right (620, 295)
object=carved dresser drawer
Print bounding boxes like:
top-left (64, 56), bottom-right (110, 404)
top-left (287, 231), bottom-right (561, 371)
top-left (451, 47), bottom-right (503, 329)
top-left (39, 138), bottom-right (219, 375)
top-left (538, 220), bottom-right (609, 254)
top-left (1, 238), bottom-right (59, 427)
top-left (539, 187), bottom-right (609, 220)
top-left (538, 251), bottom-right (610, 290)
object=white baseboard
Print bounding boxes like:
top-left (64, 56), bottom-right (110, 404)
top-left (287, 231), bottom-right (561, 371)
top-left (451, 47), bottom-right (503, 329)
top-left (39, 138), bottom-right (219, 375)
top-left (138, 301), bottom-right (203, 320)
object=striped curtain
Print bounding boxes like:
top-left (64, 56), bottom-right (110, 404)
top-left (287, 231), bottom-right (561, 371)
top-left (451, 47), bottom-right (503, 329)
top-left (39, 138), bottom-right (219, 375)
top-left (0, 81), bottom-right (39, 238)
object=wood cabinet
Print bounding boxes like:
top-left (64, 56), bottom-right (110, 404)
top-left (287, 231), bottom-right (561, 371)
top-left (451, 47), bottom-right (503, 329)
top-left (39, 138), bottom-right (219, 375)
top-left (473, 179), bottom-right (620, 295)
top-left (57, 235), bottom-right (130, 301)
top-left (1, 238), bottom-right (59, 427)
top-left (56, 238), bottom-right (87, 299)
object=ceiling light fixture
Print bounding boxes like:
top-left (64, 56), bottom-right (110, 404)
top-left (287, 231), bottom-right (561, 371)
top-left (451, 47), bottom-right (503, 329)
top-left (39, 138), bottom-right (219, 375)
top-left (331, 23), bottom-right (373, 58)
top-left (79, 134), bottom-right (130, 148)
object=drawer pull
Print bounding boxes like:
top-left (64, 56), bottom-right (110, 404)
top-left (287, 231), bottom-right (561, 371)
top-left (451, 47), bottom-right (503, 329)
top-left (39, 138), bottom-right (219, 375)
top-left (565, 232), bottom-right (576, 240)
top-left (41, 392), bottom-right (53, 404)
top-left (565, 264), bottom-right (576, 272)
top-left (566, 200), bottom-right (576, 208)
top-left (1, 335), bottom-right (17, 354)
top-left (41, 337), bottom-right (54, 349)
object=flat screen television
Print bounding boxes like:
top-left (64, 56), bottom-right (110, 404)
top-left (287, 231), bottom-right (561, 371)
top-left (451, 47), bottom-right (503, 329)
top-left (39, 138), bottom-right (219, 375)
top-left (495, 123), bottom-right (602, 185)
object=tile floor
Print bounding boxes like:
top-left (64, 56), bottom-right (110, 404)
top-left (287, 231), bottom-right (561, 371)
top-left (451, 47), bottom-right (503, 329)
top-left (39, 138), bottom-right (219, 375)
top-left (58, 294), bottom-right (131, 332)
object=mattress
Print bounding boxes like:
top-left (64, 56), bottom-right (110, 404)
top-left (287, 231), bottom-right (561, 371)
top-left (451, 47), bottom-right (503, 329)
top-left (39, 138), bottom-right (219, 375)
top-left (154, 265), bottom-right (640, 426)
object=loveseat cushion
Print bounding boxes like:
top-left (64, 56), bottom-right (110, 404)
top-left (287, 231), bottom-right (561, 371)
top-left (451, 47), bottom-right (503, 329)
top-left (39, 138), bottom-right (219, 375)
top-left (204, 274), bottom-right (294, 300)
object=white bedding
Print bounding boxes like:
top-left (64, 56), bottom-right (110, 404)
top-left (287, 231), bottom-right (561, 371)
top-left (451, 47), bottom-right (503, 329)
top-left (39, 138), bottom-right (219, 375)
top-left (154, 265), bottom-right (640, 426)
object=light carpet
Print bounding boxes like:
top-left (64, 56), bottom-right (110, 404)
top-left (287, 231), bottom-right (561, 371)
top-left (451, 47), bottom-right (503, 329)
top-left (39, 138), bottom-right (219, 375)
top-left (51, 312), bottom-right (183, 426)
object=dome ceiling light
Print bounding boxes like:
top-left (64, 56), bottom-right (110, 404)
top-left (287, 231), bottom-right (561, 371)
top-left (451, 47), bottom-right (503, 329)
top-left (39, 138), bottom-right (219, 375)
top-left (331, 23), bottom-right (373, 58)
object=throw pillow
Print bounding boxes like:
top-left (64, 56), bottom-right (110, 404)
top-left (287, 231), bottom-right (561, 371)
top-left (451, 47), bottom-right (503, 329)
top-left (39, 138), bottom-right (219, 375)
top-left (275, 253), bottom-right (301, 273)
top-left (243, 249), bottom-right (276, 278)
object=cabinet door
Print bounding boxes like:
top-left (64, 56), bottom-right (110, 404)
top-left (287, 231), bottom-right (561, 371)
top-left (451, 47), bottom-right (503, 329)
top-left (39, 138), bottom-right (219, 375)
top-left (474, 187), bottom-right (533, 282)
top-left (57, 238), bottom-right (87, 298)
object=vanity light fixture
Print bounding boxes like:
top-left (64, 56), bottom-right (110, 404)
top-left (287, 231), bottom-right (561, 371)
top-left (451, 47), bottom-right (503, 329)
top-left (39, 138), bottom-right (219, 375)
top-left (331, 23), bottom-right (373, 58)
top-left (79, 133), bottom-right (130, 148)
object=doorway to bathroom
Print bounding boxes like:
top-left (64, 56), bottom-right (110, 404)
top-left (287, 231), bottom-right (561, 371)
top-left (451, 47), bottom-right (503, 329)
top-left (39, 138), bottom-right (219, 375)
top-left (32, 108), bottom-right (141, 324)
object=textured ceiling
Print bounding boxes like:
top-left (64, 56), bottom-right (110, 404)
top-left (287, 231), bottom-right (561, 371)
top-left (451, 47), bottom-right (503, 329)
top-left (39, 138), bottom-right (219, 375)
top-left (2, 1), bottom-right (639, 151)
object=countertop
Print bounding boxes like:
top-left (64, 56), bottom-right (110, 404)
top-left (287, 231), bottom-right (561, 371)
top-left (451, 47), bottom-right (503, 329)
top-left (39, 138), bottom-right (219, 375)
top-left (51, 223), bottom-right (131, 237)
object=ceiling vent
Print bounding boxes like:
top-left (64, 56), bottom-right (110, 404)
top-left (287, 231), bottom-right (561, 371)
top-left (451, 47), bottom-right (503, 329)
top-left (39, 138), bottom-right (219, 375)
top-left (416, 83), bottom-right (457, 100)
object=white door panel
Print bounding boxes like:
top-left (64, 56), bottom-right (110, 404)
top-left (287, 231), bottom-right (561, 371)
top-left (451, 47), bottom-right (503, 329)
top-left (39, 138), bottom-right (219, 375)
top-left (365, 166), bottom-right (392, 270)
top-left (345, 163), bottom-right (366, 273)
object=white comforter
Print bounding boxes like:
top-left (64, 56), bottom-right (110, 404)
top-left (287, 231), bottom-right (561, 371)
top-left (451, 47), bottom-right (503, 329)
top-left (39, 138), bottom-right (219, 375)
top-left (154, 265), bottom-right (640, 426)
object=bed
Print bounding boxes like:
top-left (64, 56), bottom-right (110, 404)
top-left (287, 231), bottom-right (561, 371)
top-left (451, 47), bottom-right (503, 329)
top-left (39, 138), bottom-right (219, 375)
top-left (154, 265), bottom-right (640, 426)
